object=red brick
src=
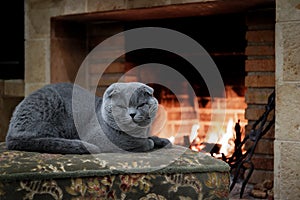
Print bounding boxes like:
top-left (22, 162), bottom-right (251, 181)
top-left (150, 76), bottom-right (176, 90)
top-left (248, 170), bottom-right (274, 184)
top-left (252, 155), bottom-right (274, 170)
top-left (262, 125), bottom-right (274, 139)
top-left (245, 45), bottom-right (274, 56)
top-left (246, 30), bottom-right (274, 43)
top-left (237, 113), bottom-right (246, 121)
top-left (90, 73), bottom-right (123, 87)
top-left (168, 112), bottom-right (181, 120)
top-left (87, 23), bottom-right (125, 50)
top-left (90, 49), bottom-right (125, 61)
top-left (226, 98), bottom-right (247, 109)
top-left (182, 112), bottom-right (198, 119)
top-left (245, 122), bottom-right (275, 139)
top-left (245, 59), bottom-right (275, 72)
top-left (199, 113), bottom-right (211, 121)
top-left (51, 37), bottom-right (86, 83)
top-left (95, 86), bottom-right (107, 97)
top-left (174, 124), bottom-right (194, 133)
top-left (88, 35), bottom-right (125, 49)
top-left (244, 138), bottom-right (273, 155)
top-left (89, 62), bottom-right (127, 74)
top-left (255, 139), bottom-right (274, 155)
top-left (245, 107), bottom-right (274, 121)
top-left (245, 88), bottom-right (274, 104)
top-left (245, 74), bottom-right (275, 88)
top-left (122, 75), bottom-right (138, 83)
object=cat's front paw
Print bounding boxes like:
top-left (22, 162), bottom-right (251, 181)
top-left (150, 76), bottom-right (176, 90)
top-left (148, 138), bottom-right (155, 149)
top-left (81, 142), bottom-right (101, 154)
top-left (149, 136), bottom-right (172, 149)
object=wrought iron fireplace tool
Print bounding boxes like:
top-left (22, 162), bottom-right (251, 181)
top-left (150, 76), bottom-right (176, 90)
top-left (223, 90), bottom-right (275, 198)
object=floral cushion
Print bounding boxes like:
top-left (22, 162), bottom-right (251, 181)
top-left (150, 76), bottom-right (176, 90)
top-left (0, 142), bottom-right (230, 199)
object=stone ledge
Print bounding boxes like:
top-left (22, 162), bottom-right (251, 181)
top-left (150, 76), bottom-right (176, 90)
top-left (3, 80), bottom-right (24, 98)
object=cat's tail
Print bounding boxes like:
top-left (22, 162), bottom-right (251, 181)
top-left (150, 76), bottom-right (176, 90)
top-left (6, 135), bottom-right (100, 154)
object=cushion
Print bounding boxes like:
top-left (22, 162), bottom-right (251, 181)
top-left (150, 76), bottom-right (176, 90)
top-left (0, 142), bottom-right (230, 199)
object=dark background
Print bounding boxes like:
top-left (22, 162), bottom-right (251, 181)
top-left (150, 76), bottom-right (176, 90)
top-left (0, 1), bottom-right (24, 79)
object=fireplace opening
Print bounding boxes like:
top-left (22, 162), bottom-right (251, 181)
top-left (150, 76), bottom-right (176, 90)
top-left (123, 15), bottom-right (248, 158)
top-left (51, 4), bottom-right (275, 190)
top-left (51, 12), bottom-right (249, 159)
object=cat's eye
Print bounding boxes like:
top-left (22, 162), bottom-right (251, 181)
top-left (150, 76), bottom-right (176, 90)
top-left (117, 105), bottom-right (127, 109)
top-left (145, 91), bottom-right (153, 96)
top-left (137, 103), bottom-right (146, 108)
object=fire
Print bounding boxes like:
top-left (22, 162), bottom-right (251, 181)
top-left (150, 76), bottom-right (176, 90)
top-left (190, 124), bottom-right (200, 143)
top-left (219, 119), bottom-right (235, 156)
top-left (156, 86), bottom-right (247, 159)
top-left (168, 136), bottom-right (175, 144)
top-left (190, 118), bottom-right (246, 158)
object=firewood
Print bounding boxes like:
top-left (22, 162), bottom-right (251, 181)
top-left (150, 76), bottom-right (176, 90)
top-left (263, 180), bottom-right (273, 190)
top-left (251, 189), bottom-right (267, 198)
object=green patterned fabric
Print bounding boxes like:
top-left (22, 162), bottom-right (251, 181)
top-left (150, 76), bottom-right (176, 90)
top-left (0, 142), bottom-right (230, 199)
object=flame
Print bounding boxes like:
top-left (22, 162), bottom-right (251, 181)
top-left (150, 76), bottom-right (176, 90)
top-left (205, 131), bottom-right (219, 144)
top-left (190, 124), bottom-right (200, 143)
top-left (190, 118), bottom-right (244, 158)
top-left (157, 86), bottom-right (247, 159)
top-left (219, 119), bottom-right (235, 156)
top-left (168, 136), bottom-right (175, 144)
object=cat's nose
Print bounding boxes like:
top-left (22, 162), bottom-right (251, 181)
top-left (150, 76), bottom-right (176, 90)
top-left (129, 113), bottom-right (136, 119)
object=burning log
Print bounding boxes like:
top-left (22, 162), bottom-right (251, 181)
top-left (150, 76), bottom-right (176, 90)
top-left (190, 140), bottom-right (221, 156)
top-left (183, 135), bottom-right (190, 147)
top-left (190, 118), bottom-right (242, 158)
top-left (234, 120), bottom-right (242, 159)
top-left (201, 143), bottom-right (221, 156)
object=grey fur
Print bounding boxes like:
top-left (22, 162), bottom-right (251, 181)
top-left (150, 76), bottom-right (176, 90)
top-left (6, 82), bottom-right (171, 154)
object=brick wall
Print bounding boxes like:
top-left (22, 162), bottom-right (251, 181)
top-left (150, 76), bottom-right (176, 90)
top-left (51, 20), bottom-right (133, 94)
top-left (244, 8), bottom-right (275, 184)
top-left (51, 20), bottom-right (87, 85)
top-left (86, 22), bottom-right (136, 96)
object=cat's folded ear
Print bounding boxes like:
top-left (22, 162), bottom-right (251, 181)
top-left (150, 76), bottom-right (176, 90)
top-left (144, 85), bottom-right (154, 96)
top-left (105, 84), bottom-right (120, 98)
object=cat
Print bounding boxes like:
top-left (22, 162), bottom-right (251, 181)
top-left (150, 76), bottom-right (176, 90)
top-left (5, 82), bottom-right (171, 154)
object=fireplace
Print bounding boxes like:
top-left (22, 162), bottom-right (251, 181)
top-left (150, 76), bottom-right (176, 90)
top-left (51, 10), bottom-right (274, 187)
top-left (52, 14), bottom-right (248, 152)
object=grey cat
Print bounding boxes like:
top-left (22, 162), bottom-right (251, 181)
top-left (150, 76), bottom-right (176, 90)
top-left (6, 82), bottom-right (171, 154)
